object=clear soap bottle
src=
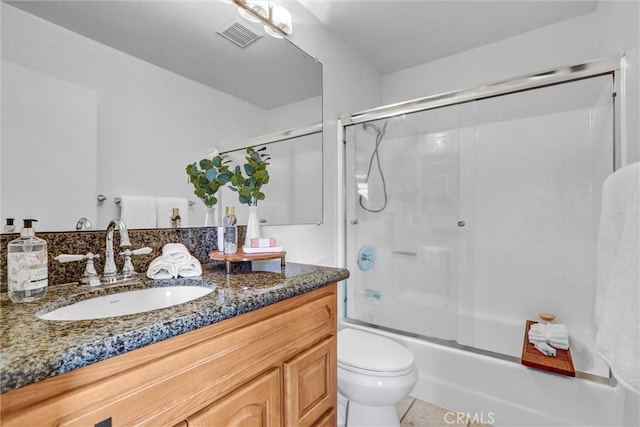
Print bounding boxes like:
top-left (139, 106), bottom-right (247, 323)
top-left (7, 219), bottom-right (48, 302)
top-left (223, 206), bottom-right (237, 254)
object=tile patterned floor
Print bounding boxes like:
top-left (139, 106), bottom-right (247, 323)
top-left (398, 397), bottom-right (492, 427)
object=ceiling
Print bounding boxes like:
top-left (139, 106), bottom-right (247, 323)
top-left (4, 0), bottom-right (598, 107)
top-left (4, 0), bottom-right (322, 109)
top-left (300, 0), bottom-right (598, 75)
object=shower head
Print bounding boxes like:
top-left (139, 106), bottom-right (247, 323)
top-left (362, 120), bottom-right (388, 136)
top-left (362, 122), bottom-right (380, 133)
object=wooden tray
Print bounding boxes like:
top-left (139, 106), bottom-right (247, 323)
top-left (521, 320), bottom-right (575, 377)
top-left (209, 250), bottom-right (286, 274)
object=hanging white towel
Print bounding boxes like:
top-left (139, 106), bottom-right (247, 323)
top-left (156, 197), bottom-right (189, 228)
top-left (595, 162), bottom-right (640, 395)
top-left (146, 257), bottom-right (178, 280)
top-left (119, 196), bottom-right (157, 229)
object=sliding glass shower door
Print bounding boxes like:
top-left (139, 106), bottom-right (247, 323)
top-left (345, 102), bottom-right (473, 341)
top-left (344, 74), bottom-right (614, 376)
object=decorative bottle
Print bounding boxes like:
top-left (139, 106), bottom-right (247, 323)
top-left (4, 218), bottom-right (15, 233)
top-left (7, 219), bottom-right (48, 303)
top-left (170, 208), bottom-right (182, 228)
top-left (223, 206), bottom-right (237, 254)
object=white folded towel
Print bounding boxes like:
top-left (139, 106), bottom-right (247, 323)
top-left (534, 341), bottom-right (557, 357)
top-left (119, 196), bottom-right (157, 229)
top-left (595, 162), bottom-right (640, 395)
top-left (177, 256), bottom-right (202, 278)
top-left (147, 244), bottom-right (202, 279)
top-left (528, 323), bottom-right (570, 350)
top-left (146, 257), bottom-right (178, 280)
top-left (528, 330), bottom-right (568, 341)
top-left (162, 243), bottom-right (191, 264)
top-left (529, 323), bottom-right (568, 335)
top-left (549, 339), bottom-right (569, 350)
top-left (156, 197), bottom-right (189, 228)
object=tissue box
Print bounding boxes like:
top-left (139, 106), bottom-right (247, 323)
top-left (250, 238), bottom-right (277, 248)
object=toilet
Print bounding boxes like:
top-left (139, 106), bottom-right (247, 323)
top-left (337, 328), bottom-right (418, 427)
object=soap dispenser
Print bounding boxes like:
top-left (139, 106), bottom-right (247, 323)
top-left (4, 218), bottom-right (15, 233)
top-left (7, 219), bottom-right (48, 302)
top-left (223, 206), bottom-right (237, 254)
top-left (170, 208), bottom-right (182, 228)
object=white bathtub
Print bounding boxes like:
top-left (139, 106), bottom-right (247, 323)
top-left (340, 321), bottom-right (633, 426)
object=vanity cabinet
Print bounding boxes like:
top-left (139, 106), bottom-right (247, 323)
top-left (186, 369), bottom-right (282, 426)
top-left (0, 284), bottom-right (337, 427)
top-left (284, 337), bottom-right (336, 426)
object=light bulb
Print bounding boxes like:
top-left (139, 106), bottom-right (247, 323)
top-left (264, 4), bottom-right (292, 37)
top-left (237, 1), bottom-right (268, 23)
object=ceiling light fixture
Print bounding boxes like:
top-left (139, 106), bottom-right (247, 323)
top-left (233, 0), bottom-right (293, 38)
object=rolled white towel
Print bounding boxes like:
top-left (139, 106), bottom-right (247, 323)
top-left (177, 256), bottom-right (202, 278)
top-left (162, 243), bottom-right (191, 264)
top-left (528, 323), bottom-right (570, 349)
top-left (530, 323), bottom-right (568, 334)
top-left (534, 341), bottom-right (557, 357)
top-left (528, 330), bottom-right (569, 342)
top-left (549, 337), bottom-right (569, 350)
top-left (146, 256), bottom-right (178, 280)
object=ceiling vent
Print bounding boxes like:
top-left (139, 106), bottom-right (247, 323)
top-left (217, 18), bottom-right (262, 48)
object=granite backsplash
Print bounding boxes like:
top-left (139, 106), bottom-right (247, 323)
top-left (0, 226), bottom-right (246, 291)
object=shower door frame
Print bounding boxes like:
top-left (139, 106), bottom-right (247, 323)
top-left (337, 55), bottom-right (625, 385)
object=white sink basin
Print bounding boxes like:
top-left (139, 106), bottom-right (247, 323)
top-left (37, 286), bottom-right (213, 321)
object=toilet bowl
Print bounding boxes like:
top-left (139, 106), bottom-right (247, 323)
top-left (337, 328), bottom-right (418, 427)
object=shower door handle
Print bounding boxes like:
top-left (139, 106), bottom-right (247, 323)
top-left (457, 220), bottom-right (466, 227)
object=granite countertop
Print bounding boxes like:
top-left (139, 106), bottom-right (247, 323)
top-left (0, 262), bottom-right (349, 394)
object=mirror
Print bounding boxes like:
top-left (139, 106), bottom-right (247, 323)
top-left (1, 0), bottom-right (323, 232)
top-left (218, 127), bottom-right (323, 227)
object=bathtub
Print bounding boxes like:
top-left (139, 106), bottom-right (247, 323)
top-left (340, 320), bottom-right (631, 426)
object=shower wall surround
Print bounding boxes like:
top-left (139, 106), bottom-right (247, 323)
top-left (0, 227), bottom-right (245, 291)
top-left (345, 74), bottom-right (614, 379)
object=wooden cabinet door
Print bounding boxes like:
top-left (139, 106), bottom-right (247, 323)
top-left (284, 337), bottom-right (337, 427)
top-left (310, 408), bottom-right (336, 427)
top-left (187, 369), bottom-right (282, 427)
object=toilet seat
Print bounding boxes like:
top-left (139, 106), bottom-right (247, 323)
top-left (338, 328), bottom-right (415, 376)
top-left (338, 360), bottom-right (415, 377)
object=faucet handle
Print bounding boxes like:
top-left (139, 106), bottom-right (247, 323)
top-left (81, 252), bottom-right (101, 286)
top-left (55, 253), bottom-right (101, 286)
top-left (55, 254), bottom-right (88, 263)
top-left (120, 247), bottom-right (152, 276)
top-left (121, 247), bottom-right (153, 256)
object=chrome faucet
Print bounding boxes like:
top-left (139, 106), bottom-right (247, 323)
top-left (75, 217), bottom-right (91, 230)
top-left (103, 218), bottom-right (132, 277)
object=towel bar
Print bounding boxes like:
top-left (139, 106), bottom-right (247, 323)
top-left (108, 196), bottom-right (195, 207)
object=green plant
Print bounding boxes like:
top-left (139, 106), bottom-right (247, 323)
top-left (185, 155), bottom-right (233, 208)
top-left (229, 146), bottom-right (270, 206)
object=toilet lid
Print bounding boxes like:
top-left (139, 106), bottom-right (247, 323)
top-left (338, 328), bottom-right (414, 373)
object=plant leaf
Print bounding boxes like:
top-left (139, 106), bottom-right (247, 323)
top-left (205, 168), bottom-right (217, 181)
